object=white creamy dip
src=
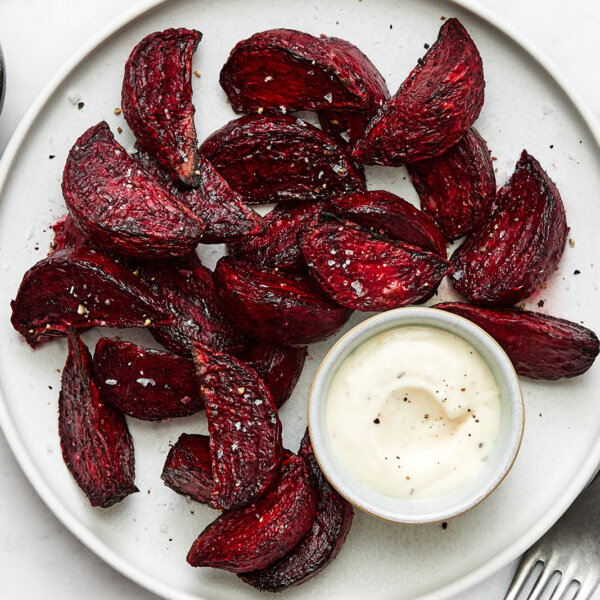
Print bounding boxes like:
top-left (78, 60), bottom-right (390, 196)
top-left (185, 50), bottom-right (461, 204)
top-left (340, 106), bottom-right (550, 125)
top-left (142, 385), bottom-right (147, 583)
top-left (326, 326), bottom-right (501, 499)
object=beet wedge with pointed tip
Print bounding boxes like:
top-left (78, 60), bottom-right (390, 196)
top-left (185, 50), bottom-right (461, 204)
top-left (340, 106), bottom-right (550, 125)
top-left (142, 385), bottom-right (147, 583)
top-left (62, 122), bottom-right (204, 258)
top-left (122, 28), bottom-right (203, 186)
top-left (300, 215), bottom-right (453, 311)
top-left (450, 150), bottom-right (568, 306)
top-left (352, 18), bottom-right (484, 166)
top-left (187, 451), bottom-right (318, 573)
top-left (214, 256), bottom-right (352, 347)
top-left (200, 115), bottom-right (364, 204)
top-left (193, 343), bottom-right (282, 510)
top-left (59, 332), bottom-right (137, 508)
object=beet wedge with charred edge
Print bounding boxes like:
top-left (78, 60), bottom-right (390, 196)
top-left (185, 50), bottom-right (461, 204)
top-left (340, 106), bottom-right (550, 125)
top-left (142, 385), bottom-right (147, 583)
top-left (161, 434), bottom-right (214, 503)
top-left (240, 430), bottom-right (353, 591)
top-left (187, 450), bottom-right (318, 573)
top-left (62, 122), bottom-right (204, 258)
top-left (408, 128), bottom-right (496, 241)
top-left (122, 28), bottom-right (202, 186)
top-left (234, 343), bottom-right (307, 409)
top-left (10, 247), bottom-right (170, 347)
top-left (200, 115), bottom-right (364, 204)
top-left (220, 29), bottom-right (389, 116)
top-left (319, 109), bottom-right (372, 152)
top-left (133, 145), bottom-right (264, 244)
top-left (451, 150), bottom-right (568, 306)
top-left (434, 303), bottom-right (599, 380)
top-left (352, 19), bottom-right (484, 166)
top-left (214, 256), bottom-right (353, 347)
top-left (193, 343), bottom-right (283, 510)
top-left (332, 190), bottom-right (447, 256)
top-left (51, 214), bottom-right (92, 253)
top-left (59, 332), bottom-right (137, 508)
top-left (300, 216), bottom-right (453, 311)
top-left (94, 338), bottom-right (203, 421)
top-left (228, 202), bottom-right (327, 272)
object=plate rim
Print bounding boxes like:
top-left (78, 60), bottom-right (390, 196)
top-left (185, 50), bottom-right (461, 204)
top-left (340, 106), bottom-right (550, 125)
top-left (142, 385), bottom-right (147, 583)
top-left (0, 1), bottom-right (599, 599)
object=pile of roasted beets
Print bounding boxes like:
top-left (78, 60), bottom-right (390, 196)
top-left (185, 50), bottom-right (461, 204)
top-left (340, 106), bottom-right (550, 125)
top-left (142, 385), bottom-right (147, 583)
top-left (10, 17), bottom-right (599, 592)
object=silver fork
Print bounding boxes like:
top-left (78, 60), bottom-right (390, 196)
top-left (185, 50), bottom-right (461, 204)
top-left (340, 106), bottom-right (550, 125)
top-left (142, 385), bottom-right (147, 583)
top-left (504, 474), bottom-right (600, 600)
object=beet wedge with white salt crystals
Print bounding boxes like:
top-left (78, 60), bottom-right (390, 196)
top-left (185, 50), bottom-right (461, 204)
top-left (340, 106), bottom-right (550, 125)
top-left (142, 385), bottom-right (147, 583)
top-left (59, 332), bottom-right (137, 508)
top-left (214, 256), bottom-right (352, 347)
top-left (187, 451), bottom-right (318, 573)
top-left (122, 28), bottom-right (202, 186)
top-left (193, 343), bottom-right (283, 511)
top-left (300, 215), bottom-right (453, 311)
top-left (62, 122), bottom-right (204, 258)
top-left (352, 18), bottom-right (484, 166)
top-left (332, 190), bottom-right (447, 256)
top-left (239, 430), bottom-right (353, 592)
top-left (434, 303), bottom-right (599, 380)
top-left (220, 29), bottom-right (389, 116)
top-left (93, 338), bottom-right (203, 421)
top-left (200, 114), bottom-right (364, 204)
top-left (161, 434), bottom-right (214, 504)
top-left (10, 246), bottom-right (170, 347)
top-left (450, 150), bottom-right (568, 307)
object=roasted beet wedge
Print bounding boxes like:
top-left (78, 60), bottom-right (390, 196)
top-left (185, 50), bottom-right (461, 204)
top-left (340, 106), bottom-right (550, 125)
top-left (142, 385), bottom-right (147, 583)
top-left (59, 332), bottom-right (137, 508)
top-left (51, 214), bottom-right (92, 253)
top-left (93, 338), bottom-right (203, 421)
top-left (240, 431), bottom-right (353, 591)
top-left (200, 115), bottom-right (364, 204)
top-left (220, 29), bottom-right (388, 116)
top-left (300, 216), bottom-right (453, 311)
top-left (133, 146), bottom-right (264, 244)
top-left (214, 257), bottom-right (352, 347)
top-left (228, 202), bottom-right (327, 272)
top-left (138, 259), bottom-right (247, 356)
top-left (187, 451), bottom-right (318, 573)
top-left (352, 19), bottom-right (484, 166)
top-left (62, 122), bottom-right (204, 258)
top-left (332, 190), bottom-right (446, 256)
top-left (434, 303), bottom-right (599, 380)
top-left (235, 343), bottom-right (306, 409)
top-left (10, 247), bottom-right (169, 347)
top-left (319, 109), bottom-right (371, 152)
top-left (194, 344), bottom-right (282, 510)
top-left (161, 434), bottom-right (214, 503)
top-left (408, 128), bottom-right (496, 241)
top-left (122, 28), bottom-right (202, 186)
top-left (451, 151), bottom-right (568, 306)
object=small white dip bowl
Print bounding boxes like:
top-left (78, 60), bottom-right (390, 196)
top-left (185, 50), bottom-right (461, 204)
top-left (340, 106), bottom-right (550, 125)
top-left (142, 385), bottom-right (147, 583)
top-left (308, 306), bottom-right (524, 524)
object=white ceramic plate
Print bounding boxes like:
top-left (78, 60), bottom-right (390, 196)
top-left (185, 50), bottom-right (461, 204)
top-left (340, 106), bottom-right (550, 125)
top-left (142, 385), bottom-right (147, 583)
top-left (1, 1), bottom-right (599, 599)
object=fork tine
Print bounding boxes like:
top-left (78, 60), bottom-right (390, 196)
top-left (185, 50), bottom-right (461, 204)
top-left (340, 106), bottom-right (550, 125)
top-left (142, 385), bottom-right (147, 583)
top-left (574, 577), bottom-right (600, 600)
top-left (549, 572), bottom-right (574, 600)
top-left (528, 563), bottom-right (556, 600)
top-left (503, 556), bottom-right (542, 600)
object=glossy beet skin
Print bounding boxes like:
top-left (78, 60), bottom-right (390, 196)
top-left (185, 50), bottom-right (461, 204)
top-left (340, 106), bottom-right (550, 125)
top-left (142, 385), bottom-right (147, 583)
top-left (59, 332), bottom-right (137, 508)
top-left (200, 115), bottom-right (364, 204)
top-left (228, 202), bottom-right (327, 272)
top-left (408, 128), bottom-right (496, 241)
top-left (93, 338), bottom-right (203, 421)
top-left (51, 214), bottom-right (91, 253)
top-left (62, 122), bottom-right (204, 258)
top-left (352, 19), bottom-right (484, 166)
top-left (434, 303), bottom-right (599, 380)
top-left (122, 28), bottom-right (202, 186)
top-left (451, 151), bottom-right (568, 306)
top-left (10, 247), bottom-right (170, 347)
top-left (332, 190), bottom-right (447, 256)
top-left (235, 343), bottom-right (307, 409)
top-left (240, 431), bottom-right (353, 592)
top-left (194, 344), bottom-right (282, 511)
top-left (220, 29), bottom-right (389, 116)
top-left (214, 257), bottom-right (353, 347)
top-left (187, 451), bottom-right (318, 573)
top-left (300, 216), bottom-right (453, 311)
top-left (161, 434), bottom-right (214, 503)
top-left (133, 146), bottom-right (264, 244)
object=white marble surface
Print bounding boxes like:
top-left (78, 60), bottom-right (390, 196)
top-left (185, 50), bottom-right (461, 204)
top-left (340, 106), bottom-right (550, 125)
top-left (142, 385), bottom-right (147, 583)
top-left (1, 1), bottom-right (599, 599)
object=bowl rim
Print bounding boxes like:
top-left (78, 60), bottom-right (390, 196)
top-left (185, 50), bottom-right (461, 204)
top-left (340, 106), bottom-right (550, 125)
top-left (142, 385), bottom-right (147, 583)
top-left (307, 306), bottom-right (525, 525)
